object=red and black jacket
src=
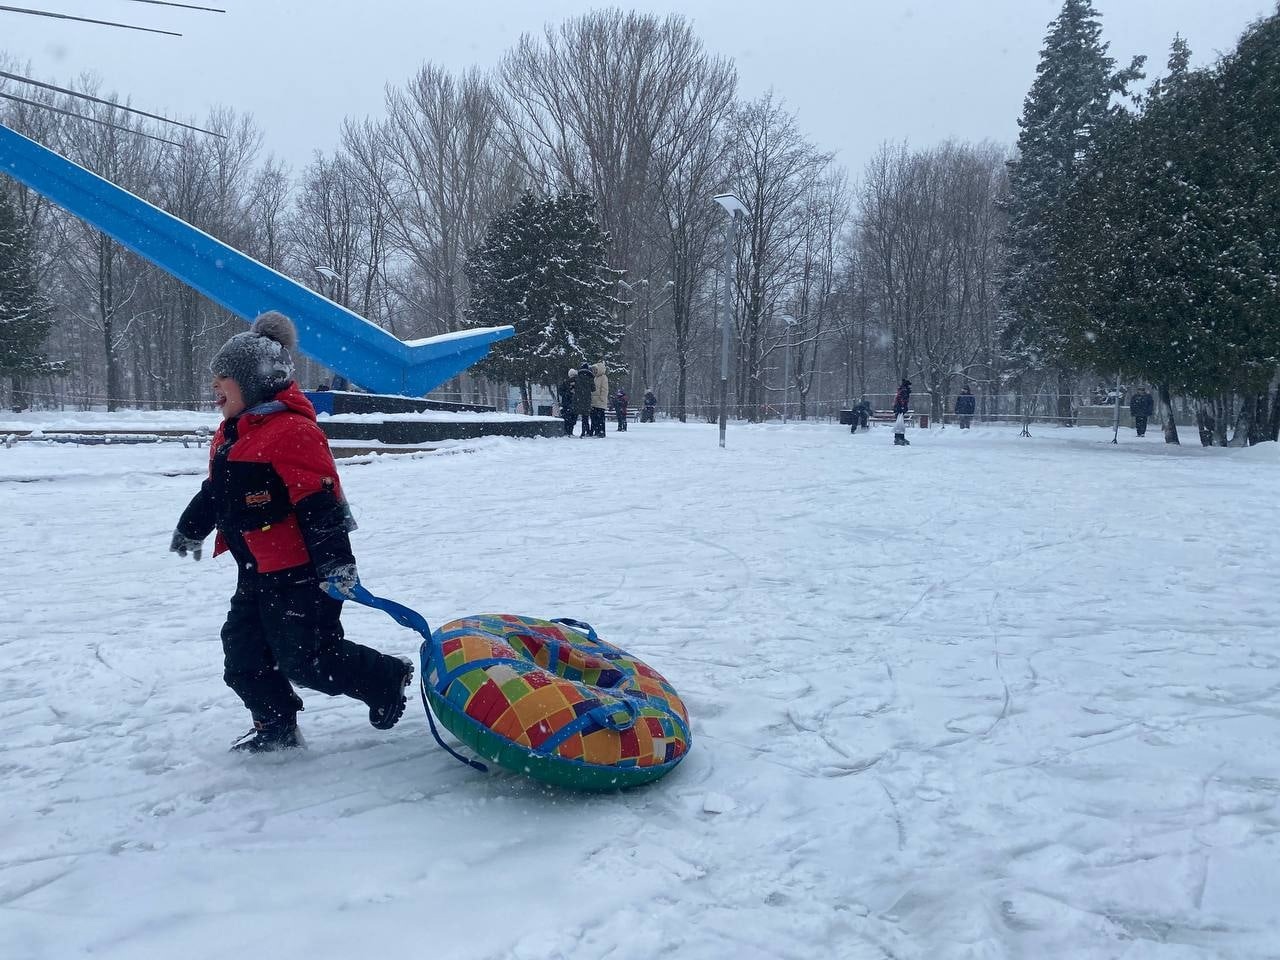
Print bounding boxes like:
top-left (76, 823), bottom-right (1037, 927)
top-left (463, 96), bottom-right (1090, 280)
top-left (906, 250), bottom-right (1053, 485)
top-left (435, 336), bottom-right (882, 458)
top-left (177, 382), bottom-right (356, 576)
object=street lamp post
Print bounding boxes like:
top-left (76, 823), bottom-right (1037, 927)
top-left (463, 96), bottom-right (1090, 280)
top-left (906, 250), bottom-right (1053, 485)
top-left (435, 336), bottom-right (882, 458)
top-left (781, 313), bottom-right (798, 424)
top-left (312, 264), bottom-right (342, 388)
top-left (618, 277), bottom-right (643, 391)
top-left (619, 277), bottom-right (673, 394)
top-left (1111, 370), bottom-right (1123, 444)
top-left (713, 193), bottom-right (748, 448)
top-left (645, 279), bottom-right (673, 392)
top-left (313, 264), bottom-right (340, 300)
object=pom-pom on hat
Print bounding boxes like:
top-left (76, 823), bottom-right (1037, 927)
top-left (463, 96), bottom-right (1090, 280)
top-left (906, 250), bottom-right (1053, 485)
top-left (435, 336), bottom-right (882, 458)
top-left (210, 311), bottom-right (298, 409)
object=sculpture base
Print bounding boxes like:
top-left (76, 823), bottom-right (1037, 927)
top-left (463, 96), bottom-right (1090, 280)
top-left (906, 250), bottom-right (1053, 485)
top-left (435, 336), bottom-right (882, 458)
top-left (306, 390), bottom-right (496, 416)
top-left (320, 418), bottom-right (562, 444)
top-left (306, 391), bottom-right (562, 444)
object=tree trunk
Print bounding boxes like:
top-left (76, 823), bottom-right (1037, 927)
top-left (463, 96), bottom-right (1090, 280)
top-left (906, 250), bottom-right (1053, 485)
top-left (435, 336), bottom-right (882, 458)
top-left (1057, 369), bottom-right (1073, 425)
top-left (1158, 383), bottom-right (1180, 444)
top-left (1195, 405), bottom-right (1214, 446)
top-left (1213, 394), bottom-right (1230, 446)
top-left (10, 375), bottom-right (29, 413)
top-left (676, 354), bottom-right (688, 423)
top-left (1247, 393), bottom-right (1267, 446)
top-left (1227, 393), bottom-right (1251, 447)
top-left (1268, 383), bottom-right (1280, 442)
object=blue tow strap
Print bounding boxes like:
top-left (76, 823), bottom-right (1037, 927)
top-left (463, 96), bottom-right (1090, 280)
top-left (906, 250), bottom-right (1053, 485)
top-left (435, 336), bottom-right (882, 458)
top-left (346, 584), bottom-right (487, 772)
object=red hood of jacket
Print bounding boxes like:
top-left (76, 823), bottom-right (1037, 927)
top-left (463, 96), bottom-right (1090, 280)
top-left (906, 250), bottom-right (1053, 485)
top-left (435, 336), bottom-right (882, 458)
top-left (260, 382), bottom-right (316, 421)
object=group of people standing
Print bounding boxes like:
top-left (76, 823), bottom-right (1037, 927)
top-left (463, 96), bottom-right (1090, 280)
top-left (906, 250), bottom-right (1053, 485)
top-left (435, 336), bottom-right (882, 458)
top-left (557, 364), bottom-right (658, 437)
top-left (559, 362), bottom-right (606, 437)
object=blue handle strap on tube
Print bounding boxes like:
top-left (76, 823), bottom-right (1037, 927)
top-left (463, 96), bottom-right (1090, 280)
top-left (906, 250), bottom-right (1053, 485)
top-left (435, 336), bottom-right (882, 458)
top-left (346, 584), bottom-right (487, 773)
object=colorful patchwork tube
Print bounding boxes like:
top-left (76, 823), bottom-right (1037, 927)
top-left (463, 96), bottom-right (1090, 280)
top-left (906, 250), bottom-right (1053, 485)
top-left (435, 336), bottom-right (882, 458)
top-left (420, 615), bottom-right (691, 790)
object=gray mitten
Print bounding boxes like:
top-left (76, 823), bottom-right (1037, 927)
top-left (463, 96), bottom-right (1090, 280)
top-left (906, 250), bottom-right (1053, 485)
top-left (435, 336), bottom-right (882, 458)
top-left (169, 530), bottom-right (203, 561)
top-left (319, 562), bottom-right (360, 600)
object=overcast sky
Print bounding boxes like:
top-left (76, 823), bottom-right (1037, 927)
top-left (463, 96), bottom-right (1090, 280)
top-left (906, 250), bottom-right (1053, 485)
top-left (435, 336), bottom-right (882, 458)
top-left (3, 1), bottom-right (1275, 178)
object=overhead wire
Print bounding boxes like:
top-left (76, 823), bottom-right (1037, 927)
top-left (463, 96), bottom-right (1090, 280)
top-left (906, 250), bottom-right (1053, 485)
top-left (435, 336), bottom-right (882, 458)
top-left (0, 91), bottom-right (184, 146)
top-left (0, 70), bottom-right (226, 138)
top-left (117, 0), bottom-right (225, 10)
top-left (0, 3), bottom-right (228, 141)
top-left (0, 4), bottom-right (182, 35)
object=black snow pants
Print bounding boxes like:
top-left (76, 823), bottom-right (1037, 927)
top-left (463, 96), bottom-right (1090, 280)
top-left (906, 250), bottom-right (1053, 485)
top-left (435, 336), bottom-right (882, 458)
top-left (1134, 416), bottom-right (1148, 437)
top-left (591, 407), bottom-right (607, 436)
top-left (221, 568), bottom-right (402, 724)
top-left (562, 412), bottom-right (577, 436)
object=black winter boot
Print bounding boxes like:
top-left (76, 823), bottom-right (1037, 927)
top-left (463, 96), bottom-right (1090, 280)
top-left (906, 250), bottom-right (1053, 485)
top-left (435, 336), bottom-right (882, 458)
top-left (231, 718), bottom-right (305, 753)
top-left (369, 657), bottom-right (415, 730)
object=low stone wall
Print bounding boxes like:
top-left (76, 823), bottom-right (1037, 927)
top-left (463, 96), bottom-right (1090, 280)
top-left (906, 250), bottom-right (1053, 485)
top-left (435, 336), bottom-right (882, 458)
top-left (320, 418), bottom-right (562, 444)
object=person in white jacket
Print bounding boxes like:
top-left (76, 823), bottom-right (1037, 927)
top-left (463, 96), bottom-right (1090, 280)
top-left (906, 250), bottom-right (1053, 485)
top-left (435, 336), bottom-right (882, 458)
top-left (589, 361), bottom-right (609, 438)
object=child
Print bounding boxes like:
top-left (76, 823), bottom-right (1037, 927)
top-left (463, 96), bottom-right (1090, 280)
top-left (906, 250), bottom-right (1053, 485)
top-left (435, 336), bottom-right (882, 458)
top-left (892, 378), bottom-right (912, 446)
top-left (170, 312), bottom-right (413, 753)
top-left (612, 386), bottom-right (628, 431)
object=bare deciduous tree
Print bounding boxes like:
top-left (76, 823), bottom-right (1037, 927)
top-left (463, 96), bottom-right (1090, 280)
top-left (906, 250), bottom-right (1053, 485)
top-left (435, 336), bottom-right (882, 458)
top-left (726, 92), bottom-right (831, 420)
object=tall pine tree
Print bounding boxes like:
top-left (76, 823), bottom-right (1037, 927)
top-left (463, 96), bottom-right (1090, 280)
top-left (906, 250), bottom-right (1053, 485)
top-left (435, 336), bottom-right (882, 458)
top-left (1003, 0), bottom-right (1144, 418)
top-left (1057, 37), bottom-right (1199, 444)
top-left (0, 188), bottom-right (58, 410)
top-left (464, 192), bottom-right (623, 408)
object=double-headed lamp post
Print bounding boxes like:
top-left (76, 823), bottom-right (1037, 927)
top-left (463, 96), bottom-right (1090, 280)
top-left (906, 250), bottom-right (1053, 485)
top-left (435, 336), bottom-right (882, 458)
top-left (780, 313), bottom-right (798, 424)
top-left (618, 277), bottom-right (643, 389)
top-left (713, 193), bottom-right (748, 448)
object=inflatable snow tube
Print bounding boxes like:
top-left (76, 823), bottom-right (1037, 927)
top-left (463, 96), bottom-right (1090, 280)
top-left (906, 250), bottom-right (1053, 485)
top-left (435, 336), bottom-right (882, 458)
top-left (420, 614), bottom-right (691, 790)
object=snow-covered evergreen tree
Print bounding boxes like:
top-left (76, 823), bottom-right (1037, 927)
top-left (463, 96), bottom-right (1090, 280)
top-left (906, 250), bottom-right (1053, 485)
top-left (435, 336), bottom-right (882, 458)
top-left (1002, 0), bottom-right (1144, 411)
top-left (1212, 12), bottom-right (1280, 443)
top-left (1056, 37), bottom-right (1196, 443)
top-left (463, 192), bottom-right (623, 406)
top-left (0, 188), bottom-right (58, 408)
top-left (1060, 14), bottom-right (1280, 445)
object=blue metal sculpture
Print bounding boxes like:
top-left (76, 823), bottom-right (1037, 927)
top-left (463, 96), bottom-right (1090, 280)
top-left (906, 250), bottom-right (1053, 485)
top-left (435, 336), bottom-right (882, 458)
top-left (0, 122), bottom-right (513, 396)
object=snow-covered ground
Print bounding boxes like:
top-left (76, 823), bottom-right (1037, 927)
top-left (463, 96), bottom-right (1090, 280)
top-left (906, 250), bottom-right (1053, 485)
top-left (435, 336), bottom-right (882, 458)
top-left (1, 418), bottom-right (1276, 959)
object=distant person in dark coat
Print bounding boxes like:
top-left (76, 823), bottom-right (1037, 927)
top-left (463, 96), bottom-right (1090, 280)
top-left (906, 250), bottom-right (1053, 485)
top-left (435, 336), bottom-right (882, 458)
top-left (641, 389), bottom-right (657, 423)
top-left (849, 396), bottom-right (872, 434)
top-left (955, 385), bottom-right (976, 429)
top-left (892, 379), bottom-right (912, 446)
top-left (558, 369), bottom-right (578, 436)
top-left (575, 363), bottom-right (594, 436)
top-left (613, 387), bottom-right (629, 431)
top-left (1130, 387), bottom-right (1153, 437)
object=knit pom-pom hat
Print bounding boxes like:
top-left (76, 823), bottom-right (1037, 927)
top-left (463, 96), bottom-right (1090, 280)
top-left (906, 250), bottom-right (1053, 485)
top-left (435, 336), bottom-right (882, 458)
top-left (210, 311), bottom-right (298, 408)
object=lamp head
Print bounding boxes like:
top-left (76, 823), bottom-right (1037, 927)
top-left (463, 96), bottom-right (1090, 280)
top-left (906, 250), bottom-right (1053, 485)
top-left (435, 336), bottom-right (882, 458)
top-left (712, 193), bottom-right (748, 217)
